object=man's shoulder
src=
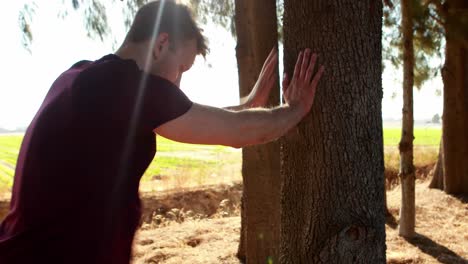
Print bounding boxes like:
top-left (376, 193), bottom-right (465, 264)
top-left (70, 60), bottom-right (92, 69)
top-left (72, 54), bottom-right (139, 83)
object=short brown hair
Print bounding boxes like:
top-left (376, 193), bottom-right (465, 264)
top-left (126, 0), bottom-right (208, 57)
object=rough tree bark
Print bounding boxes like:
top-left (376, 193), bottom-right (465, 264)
top-left (398, 0), bottom-right (416, 238)
top-left (234, 0), bottom-right (281, 263)
top-left (440, 0), bottom-right (468, 194)
top-left (279, 1), bottom-right (386, 263)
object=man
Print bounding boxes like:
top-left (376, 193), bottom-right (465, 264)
top-left (0, 0), bottom-right (324, 263)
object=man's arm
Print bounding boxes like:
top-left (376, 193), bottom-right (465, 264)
top-left (155, 49), bottom-right (325, 148)
top-left (222, 96), bottom-right (250, 112)
top-left (155, 103), bottom-right (303, 148)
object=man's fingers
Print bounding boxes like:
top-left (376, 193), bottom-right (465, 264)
top-left (265, 64), bottom-right (276, 85)
top-left (310, 65), bottom-right (325, 90)
top-left (292, 51), bottom-right (303, 81)
top-left (267, 52), bottom-right (278, 74)
top-left (268, 47), bottom-right (276, 60)
top-left (300, 49), bottom-right (311, 79)
top-left (267, 77), bottom-right (275, 91)
top-left (282, 73), bottom-right (290, 103)
top-left (264, 51), bottom-right (278, 76)
top-left (282, 73), bottom-right (289, 92)
top-left (304, 53), bottom-right (318, 82)
top-left (262, 47), bottom-right (277, 72)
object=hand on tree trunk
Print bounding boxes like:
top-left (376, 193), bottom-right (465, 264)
top-left (282, 49), bottom-right (325, 118)
top-left (245, 47), bottom-right (278, 108)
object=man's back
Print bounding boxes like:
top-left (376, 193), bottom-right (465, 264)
top-left (0, 54), bottom-right (193, 263)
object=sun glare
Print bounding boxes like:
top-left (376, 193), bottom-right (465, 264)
top-left (107, 0), bottom-right (168, 226)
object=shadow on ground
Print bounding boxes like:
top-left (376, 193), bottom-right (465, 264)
top-left (452, 194), bottom-right (468, 204)
top-left (404, 233), bottom-right (468, 264)
top-left (386, 209), bottom-right (398, 229)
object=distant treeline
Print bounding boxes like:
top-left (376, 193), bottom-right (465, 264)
top-left (0, 127), bottom-right (26, 134)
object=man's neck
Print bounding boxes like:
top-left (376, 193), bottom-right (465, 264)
top-left (115, 43), bottom-right (148, 71)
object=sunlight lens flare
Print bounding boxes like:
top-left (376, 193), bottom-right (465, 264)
top-left (118, 0), bottom-right (167, 187)
top-left (105, 0), bottom-right (168, 234)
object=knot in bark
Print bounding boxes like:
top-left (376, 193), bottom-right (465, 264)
top-left (317, 225), bottom-right (380, 263)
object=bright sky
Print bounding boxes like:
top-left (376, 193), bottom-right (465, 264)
top-left (0, 1), bottom-right (443, 130)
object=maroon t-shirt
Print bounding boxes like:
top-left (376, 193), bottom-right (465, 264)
top-left (0, 54), bottom-right (193, 263)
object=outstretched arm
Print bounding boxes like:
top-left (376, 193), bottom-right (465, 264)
top-left (155, 103), bottom-right (302, 148)
top-left (155, 49), bottom-right (325, 148)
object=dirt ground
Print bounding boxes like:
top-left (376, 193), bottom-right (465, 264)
top-left (385, 181), bottom-right (467, 264)
top-left (131, 179), bottom-right (467, 263)
top-left (0, 176), bottom-right (466, 263)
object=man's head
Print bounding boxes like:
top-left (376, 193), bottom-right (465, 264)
top-left (121, 0), bottom-right (208, 85)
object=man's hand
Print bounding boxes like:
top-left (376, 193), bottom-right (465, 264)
top-left (282, 49), bottom-right (325, 117)
top-left (244, 48), bottom-right (278, 108)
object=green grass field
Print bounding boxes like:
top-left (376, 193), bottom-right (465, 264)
top-left (383, 127), bottom-right (441, 146)
top-left (0, 127), bottom-right (441, 191)
top-left (0, 135), bottom-right (22, 189)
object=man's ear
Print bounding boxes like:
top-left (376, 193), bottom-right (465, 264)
top-left (153, 32), bottom-right (170, 60)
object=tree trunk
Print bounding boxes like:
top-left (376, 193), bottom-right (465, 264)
top-left (429, 137), bottom-right (444, 190)
top-left (441, 0), bottom-right (468, 194)
top-left (398, 0), bottom-right (416, 238)
top-left (279, 1), bottom-right (386, 263)
top-left (234, 1), bottom-right (281, 263)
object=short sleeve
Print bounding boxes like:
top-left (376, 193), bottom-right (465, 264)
top-left (141, 74), bottom-right (193, 130)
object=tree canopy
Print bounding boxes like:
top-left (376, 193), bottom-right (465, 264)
top-left (18, 0), bottom-right (461, 94)
top-left (18, 0), bottom-right (286, 50)
top-left (383, 0), bottom-right (444, 89)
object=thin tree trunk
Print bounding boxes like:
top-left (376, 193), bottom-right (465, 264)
top-left (279, 1), bottom-right (386, 263)
top-left (398, 0), bottom-right (416, 238)
top-left (429, 137), bottom-right (444, 190)
top-left (441, 0), bottom-right (468, 194)
top-left (234, 0), bottom-right (281, 262)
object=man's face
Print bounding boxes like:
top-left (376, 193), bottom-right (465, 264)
top-left (152, 37), bottom-right (197, 87)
